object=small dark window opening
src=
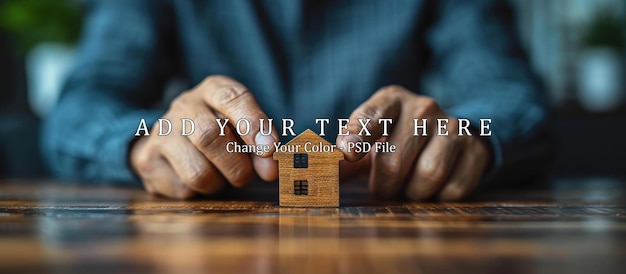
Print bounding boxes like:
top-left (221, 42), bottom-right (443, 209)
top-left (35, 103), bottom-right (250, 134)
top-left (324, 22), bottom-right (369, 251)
top-left (294, 154), bottom-right (308, 168)
top-left (294, 180), bottom-right (308, 195)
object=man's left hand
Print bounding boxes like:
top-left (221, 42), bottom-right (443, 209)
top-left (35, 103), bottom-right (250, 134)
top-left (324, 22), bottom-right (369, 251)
top-left (337, 85), bottom-right (492, 201)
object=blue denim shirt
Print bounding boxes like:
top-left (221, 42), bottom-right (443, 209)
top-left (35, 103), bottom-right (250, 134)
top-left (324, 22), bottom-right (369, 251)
top-left (43, 0), bottom-right (551, 186)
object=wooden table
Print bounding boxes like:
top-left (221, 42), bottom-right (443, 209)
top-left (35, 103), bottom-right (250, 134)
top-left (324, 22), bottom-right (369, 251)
top-left (1, 179), bottom-right (625, 273)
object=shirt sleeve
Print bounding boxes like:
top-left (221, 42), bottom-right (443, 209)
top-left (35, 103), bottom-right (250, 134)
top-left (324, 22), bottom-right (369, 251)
top-left (426, 0), bottom-right (553, 185)
top-left (42, 0), bottom-right (176, 185)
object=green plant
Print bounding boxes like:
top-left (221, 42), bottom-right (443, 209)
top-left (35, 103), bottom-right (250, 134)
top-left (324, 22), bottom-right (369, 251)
top-left (0, 0), bottom-right (82, 54)
top-left (581, 7), bottom-right (626, 50)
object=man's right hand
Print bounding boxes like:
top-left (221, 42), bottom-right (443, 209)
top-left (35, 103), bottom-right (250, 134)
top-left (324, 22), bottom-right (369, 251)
top-left (130, 76), bottom-right (279, 199)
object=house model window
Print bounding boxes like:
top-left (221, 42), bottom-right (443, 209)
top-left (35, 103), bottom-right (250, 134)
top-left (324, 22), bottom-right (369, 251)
top-left (293, 180), bottom-right (308, 195)
top-left (293, 154), bottom-right (308, 168)
top-left (273, 129), bottom-right (344, 207)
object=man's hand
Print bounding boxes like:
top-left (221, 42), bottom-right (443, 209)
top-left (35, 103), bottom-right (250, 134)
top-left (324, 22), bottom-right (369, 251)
top-left (337, 85), bottom-right (492, 201)
top-left (130, 76), bottom-right (279, 199)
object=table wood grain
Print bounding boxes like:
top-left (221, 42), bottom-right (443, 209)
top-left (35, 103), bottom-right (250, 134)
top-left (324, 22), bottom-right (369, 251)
top-left (1, 179), bottom-right (625, 274)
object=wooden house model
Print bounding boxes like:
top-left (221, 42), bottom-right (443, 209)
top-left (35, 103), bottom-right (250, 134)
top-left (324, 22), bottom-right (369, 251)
top-left (273, 129), bottom-right (343, 207)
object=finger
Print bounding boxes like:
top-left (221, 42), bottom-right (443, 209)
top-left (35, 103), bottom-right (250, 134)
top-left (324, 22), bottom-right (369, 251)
top-left (143, 181), bottom-right (156, 194)
top-left (159, 135), bottom-right (226, 194)
top-left (144, 156), bottom-right (196, 199)
top-left (405, 134), bottom-right (463, 201)
top-left (336, 85), bottom-right (405, 162)
top-left (186, 108), bottom-right (256, 187)
top-left (340, 151), bottom-right (373, 182)
top-left (369, 101), bottom-right (433, 198)
top-left (200, 76), bottom-right (279, 157)
top-left (251, 155), bottom-right (279, 182)
top-left (131, 138), bottom-right (193, 198)
top-left (438, 139), bottom-right (490, 201)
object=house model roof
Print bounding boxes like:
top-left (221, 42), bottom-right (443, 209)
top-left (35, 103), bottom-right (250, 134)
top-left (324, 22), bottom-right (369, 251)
top-left (273, 129), bottom-right (343, 158)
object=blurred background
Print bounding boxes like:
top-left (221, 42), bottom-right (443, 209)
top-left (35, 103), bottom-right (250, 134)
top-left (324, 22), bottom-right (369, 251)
top-left (0, 0), bottom-right (625, 183)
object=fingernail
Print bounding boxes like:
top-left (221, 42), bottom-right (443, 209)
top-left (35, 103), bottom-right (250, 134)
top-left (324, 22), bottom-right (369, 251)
top-left (255, 132), bottom-right (276, 156)
top-left (346, 134), bottom-right (362, 144)
top-left (339, 134), bottom-right (362, 154)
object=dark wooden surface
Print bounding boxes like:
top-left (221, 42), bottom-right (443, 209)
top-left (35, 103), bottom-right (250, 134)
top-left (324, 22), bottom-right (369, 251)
top-left (1, 179), bottom-right (626, 274)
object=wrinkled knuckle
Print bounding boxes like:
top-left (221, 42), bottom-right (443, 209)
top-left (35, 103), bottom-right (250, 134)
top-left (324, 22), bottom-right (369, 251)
top-left (418, 159), bottom-right (447, 186)
top-left (379, 156), bottom-right (403, 181)
top-left (143, 185), bottom-right (157, 195)
top-left (406, 183), bottom-right (436, 201)
top-left (202, 75), bottom-right (227, 86)
top-left (193, 124), bottom-right (221, 149)
top-left (447, 119), bottom-right (460, 133)
top-left (169, 92), bottom-right (192, 110)
top-left (215, 85), bottom-right (250, 106)
top-left (183, 169), bottom-right (211, 191)
top-left (441, 186), bottom-right (465, 201)
top-left (133, 151), bottom-right (154, 176)
top-left (419, 97), bottom-right (440, 113)
top-left (378, 85), bottom-right (406, 97)
top-left (356, 103), bottom-right (385, 122)
top-left (142, 180), bottom-right (156, 194)
top-left (227, 166), bottom-right (254, 187)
